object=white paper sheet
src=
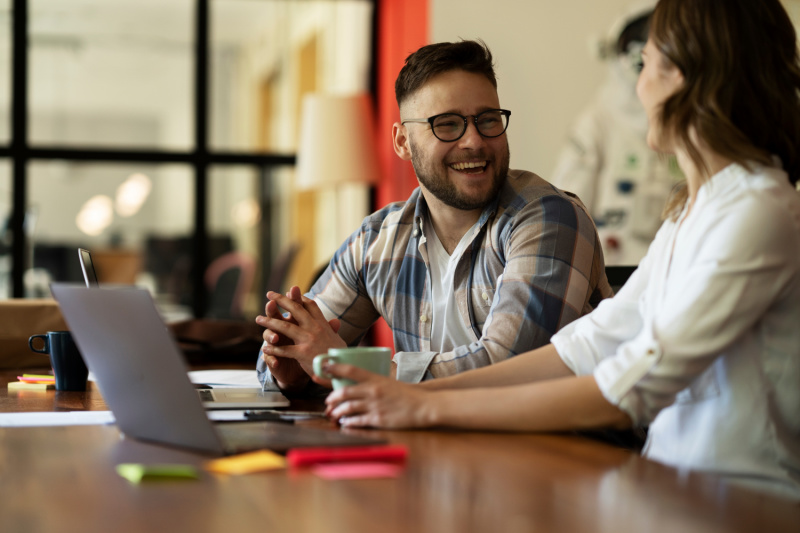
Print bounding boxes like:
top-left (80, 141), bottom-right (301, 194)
top-left (0, 409), bottom-right (249, 427)
top-left (0, 411), bottom-right (116, 427)
top-left (187, 369), bottom-right (261, 388)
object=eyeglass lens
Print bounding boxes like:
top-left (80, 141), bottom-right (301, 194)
top-left (432, 110), bottom-right (508, 141)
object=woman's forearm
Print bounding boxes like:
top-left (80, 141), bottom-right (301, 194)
top-left (419, 344), bottom-right (575, 391)
top-left (426, 375), bottom-right (632, 432)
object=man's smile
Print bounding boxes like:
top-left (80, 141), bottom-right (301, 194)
top-left (449, 160), bottom-right (488, 173)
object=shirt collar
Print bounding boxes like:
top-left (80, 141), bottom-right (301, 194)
top-left (411, 186), bottom-right (501, 238)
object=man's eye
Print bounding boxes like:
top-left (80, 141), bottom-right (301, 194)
top-left (434, 120), bottom-right (460, 130)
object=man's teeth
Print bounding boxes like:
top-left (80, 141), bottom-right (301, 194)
top-left (451, 161), bottom-right (487, 170)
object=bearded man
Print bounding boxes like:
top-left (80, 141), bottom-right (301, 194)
top-left (256, 40), bottom-right (611, 392)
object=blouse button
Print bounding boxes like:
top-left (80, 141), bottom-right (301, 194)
top-left (482, 291), bottom-right (490, 302)
top-left (420, 315), bottom-right (427, 323)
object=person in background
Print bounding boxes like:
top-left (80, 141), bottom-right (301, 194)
top-left (323, 0), bottom-right (800, 499)
top-left (256, 40), bottom-right (611, 393)
top-left (550, 0), bottom-right (682, 265)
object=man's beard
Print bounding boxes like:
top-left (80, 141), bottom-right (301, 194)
top-left (410, 138), bottom-right (510, 211)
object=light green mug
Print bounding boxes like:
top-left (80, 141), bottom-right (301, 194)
top-left (312, 347), bottom-right (392, 389)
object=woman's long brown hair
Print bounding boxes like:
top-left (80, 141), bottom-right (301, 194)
top-left (650, 0), bottom-right (800, 219)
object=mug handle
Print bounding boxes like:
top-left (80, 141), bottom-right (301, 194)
top-left (312, 354), bottom-right (337, 379)
top-left (28, 334), bottom-right (50, 354)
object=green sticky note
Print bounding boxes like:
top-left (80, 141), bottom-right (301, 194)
top-left (116, 463), bottom-right (199, 484)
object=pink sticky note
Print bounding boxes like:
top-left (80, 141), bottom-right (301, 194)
top-left (312, 462), bottom-right (403, 480)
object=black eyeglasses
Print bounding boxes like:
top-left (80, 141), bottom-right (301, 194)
top-left (401, 109), bottom-right (511, 142)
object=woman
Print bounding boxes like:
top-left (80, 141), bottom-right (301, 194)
top-left (323, 0), bottom-right (800, 498)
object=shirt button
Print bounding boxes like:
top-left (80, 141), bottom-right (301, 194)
top-left (482, 291), bottom-right (490, 302)
top-left (420, 315), bottom-right (427, 323)
top-left (413, 229), bottom-right (419, 237)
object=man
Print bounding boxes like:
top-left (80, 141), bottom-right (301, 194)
top-left (257, 40), bottom-right (611, 392)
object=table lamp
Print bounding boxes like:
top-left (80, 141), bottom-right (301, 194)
top-left (295, 93), bottom-right (380, 192)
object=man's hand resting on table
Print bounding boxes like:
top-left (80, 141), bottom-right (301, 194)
top-left (256, 285), bottom-right (344, 391)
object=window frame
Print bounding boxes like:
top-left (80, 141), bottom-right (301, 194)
top-left (1, 0), bottom-right (377, 316)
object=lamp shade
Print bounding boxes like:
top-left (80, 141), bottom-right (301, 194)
top-left (295, 93), bottom-right (380, 191)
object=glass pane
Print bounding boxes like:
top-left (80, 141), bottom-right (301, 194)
top-left (209, 0), bottom-right (374, 152)
top-left (208, 165), bottom-right (262, 319)
top-left (0, 0), bottom-right (11, 144)
top-left (28, 161), bottom-right (194, 318)
top-left (0, 158), bottom-right (10, 299)
top-left (28, 0), bottom-right (193, 150)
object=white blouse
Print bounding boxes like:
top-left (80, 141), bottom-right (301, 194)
top-left (552, 162), bottom-right (800, 499)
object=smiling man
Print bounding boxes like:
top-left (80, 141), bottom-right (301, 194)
top-left (256, 40), bottom-right (612, 392)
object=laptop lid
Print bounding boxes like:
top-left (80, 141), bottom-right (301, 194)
top-left (75, 249), bottom-right (287, 410)
top-left (51, 284), bottom-right (383, 455)
top-left (51, 283), bottom-right (226, 454)
top-left (77, 248), bottom-right (100, 288)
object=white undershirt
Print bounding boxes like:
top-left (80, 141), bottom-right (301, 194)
top-left (425, 214), bottom-right (477, 353)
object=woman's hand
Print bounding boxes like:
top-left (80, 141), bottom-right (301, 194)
top-left (322, 364), bottom-right (437, 429)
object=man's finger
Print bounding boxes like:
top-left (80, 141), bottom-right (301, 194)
top-left (260, 316), bottom-right (302, 340)
top-left (299, 294), bottom-right (328, 322)
top-left (267, 291), bottom-right (310, 322)
top-left (288, 285), bottom-right (303, 302)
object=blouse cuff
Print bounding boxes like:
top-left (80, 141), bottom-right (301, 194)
top-left (593, 332), bottom-right (663, 425)
top-left (394, 351), bottom-right (438, 383)
top-left (551, 320), bottom-right (600, 376)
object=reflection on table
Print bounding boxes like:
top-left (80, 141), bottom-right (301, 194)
top-left (1, 367), bottom-right (798, 533)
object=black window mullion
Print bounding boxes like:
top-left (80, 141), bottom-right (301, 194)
top-left (10, 0), bottom-right (27, 298)
top-left (192, 0), bottom-right (210, 317)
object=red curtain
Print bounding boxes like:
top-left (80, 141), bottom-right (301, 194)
top-left (372, 0), bottom-right (429, 348)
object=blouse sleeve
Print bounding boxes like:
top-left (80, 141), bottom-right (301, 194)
top-left (597, 192), bottom-right (798, 424)
top-left (554, 187), bottom-right (800, 425)
top-left (551, 223), bottom-right (658, 375)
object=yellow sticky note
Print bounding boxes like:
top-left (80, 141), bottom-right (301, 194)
top-left (205, 450), bottom-right (287, 475)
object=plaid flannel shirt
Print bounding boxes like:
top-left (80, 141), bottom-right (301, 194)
top-left (257, 169), bottom-right (611, 386)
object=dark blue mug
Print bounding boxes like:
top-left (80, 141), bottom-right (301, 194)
top-left (28, 331), bottom-right (88, 391)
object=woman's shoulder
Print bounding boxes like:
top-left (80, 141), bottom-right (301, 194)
top-left (703, 163), bottom-right (800, 256)
top-left (725, 163), bottom-right (799, 223)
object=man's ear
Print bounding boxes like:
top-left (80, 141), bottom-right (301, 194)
top-left (392, 123), bottom-right (413, 161)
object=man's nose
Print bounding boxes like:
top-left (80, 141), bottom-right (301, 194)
top-left (456, 118), bottom-right (484, 148)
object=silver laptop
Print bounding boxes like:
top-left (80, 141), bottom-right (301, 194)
top-left (50, 283), bottom-right (382, 455)
top-left (75, 247), bottom-right (284, 409)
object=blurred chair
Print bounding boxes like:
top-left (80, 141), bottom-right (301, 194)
top-left (92, 249), bottom-right (142, 285)
top-left (605, 265), bottom-right (637, 294)
top-left (265, 243), bottom-right (300, 294)
top-left (204, 251), bottom-right (256, 319)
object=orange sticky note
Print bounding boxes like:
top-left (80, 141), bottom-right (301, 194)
top-left (205, 450), bottom-right (286, 475)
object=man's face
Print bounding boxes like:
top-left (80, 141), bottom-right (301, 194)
top-left (396, 70), bottom-right (510, 211)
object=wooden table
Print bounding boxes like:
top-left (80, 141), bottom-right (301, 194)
top-left (1, 367), bottom-right (798, 532)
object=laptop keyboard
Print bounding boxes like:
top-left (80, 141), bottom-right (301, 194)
top-left (197, 389), bottom-right (215, 402)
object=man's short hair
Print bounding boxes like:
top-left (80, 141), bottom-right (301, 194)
top-left (395, 39), bottom-right (496, 108)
